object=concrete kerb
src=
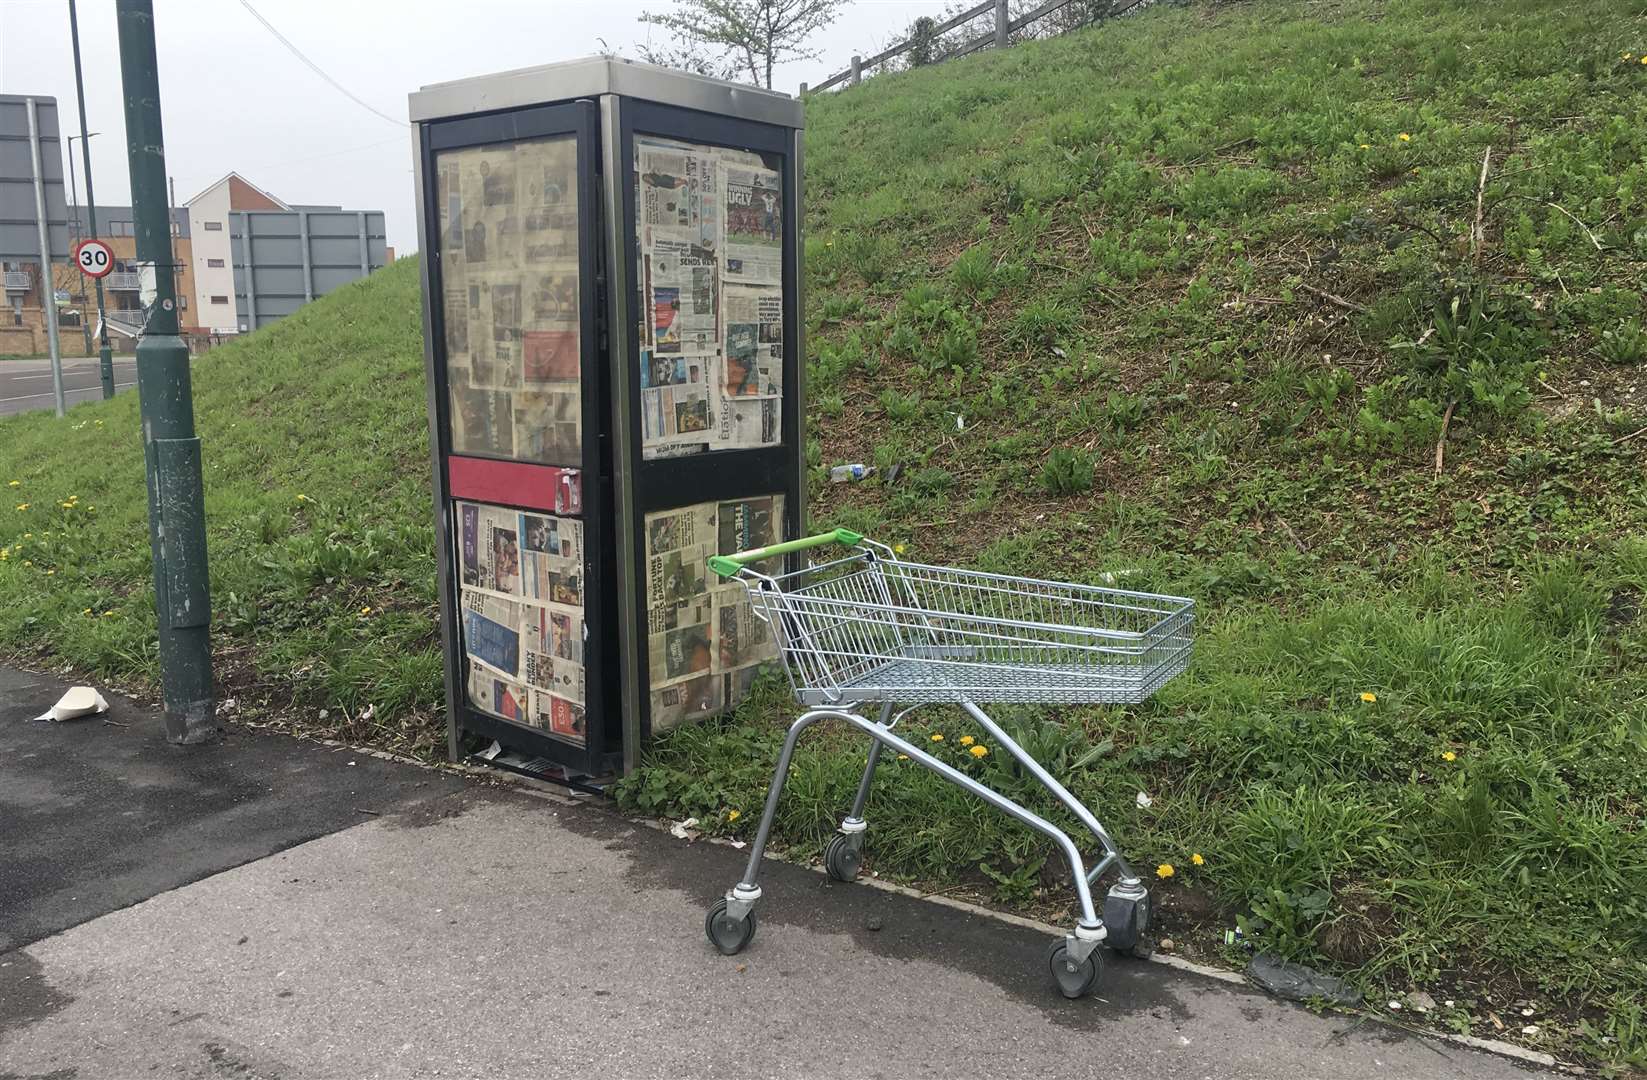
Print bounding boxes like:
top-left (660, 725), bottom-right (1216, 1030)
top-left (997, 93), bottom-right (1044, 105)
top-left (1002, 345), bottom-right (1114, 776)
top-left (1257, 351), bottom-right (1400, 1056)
top-left (307, 735), bottom-right (1568, 1073)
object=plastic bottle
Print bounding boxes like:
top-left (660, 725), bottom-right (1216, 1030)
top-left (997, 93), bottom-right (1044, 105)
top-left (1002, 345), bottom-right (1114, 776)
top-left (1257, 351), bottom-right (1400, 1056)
top-left (830, 463), bottom-right (875, 483)
top-left (829, 464), bottom-right (877, 484)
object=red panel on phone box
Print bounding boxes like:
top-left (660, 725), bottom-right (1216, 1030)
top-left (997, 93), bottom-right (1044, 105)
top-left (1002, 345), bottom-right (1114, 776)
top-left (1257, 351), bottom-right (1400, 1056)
top-left (447, 456), bottom-right (583, 516)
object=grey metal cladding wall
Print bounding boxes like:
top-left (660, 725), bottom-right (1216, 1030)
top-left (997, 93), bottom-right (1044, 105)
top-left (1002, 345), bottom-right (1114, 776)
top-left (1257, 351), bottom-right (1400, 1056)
top-left (229, 208), bottom-right (388, 330)
top-left (0, 95), bottom-right (70, 261)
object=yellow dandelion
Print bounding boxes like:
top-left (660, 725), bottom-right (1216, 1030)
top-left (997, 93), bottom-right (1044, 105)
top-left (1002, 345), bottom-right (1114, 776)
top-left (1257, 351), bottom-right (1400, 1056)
top-left (930, 733), bottom-right (944, 742)
top-left (1640, 55), bottom-right (1647, 65)
top-left (1191, 852), bottom-right (1205, 866)
top-left (1360, 692), bottom-right (1377, 703)
top-left (1442, 750), bottom-right (1457, 762)
top-left (1358, 143), bottom-right (1370, 149)
top-left (959, 735), bottom-right (975, 746)
top-left (15, 503), bottom-right (28, 511)
top-left (896, 753), bottom-right (909, 760)
top-left (893, 542), bottom-right (907, 555)
top-left (296, 494), bottom-right (308, 502)
top-left (969, 744), bottom-right (988, 758)
top-left (1397, 132), bottom-right (1412, 142)
top-left (7, 480), bottom-right (18, 487)
top-left (102, 610), bottom-right (115, 617)
top-left (23, 560), bottom-right (32, 566)
top-left (45, 569), bottom-right (54, 576)
top-left (82, 608), bottom-right (92, 615)
top-left (360, 606), bottom-right (373, 615)
top-left (1156, 863), bottom-right (1175, 879)
top-left (727, 809), bottom-right (741, 821)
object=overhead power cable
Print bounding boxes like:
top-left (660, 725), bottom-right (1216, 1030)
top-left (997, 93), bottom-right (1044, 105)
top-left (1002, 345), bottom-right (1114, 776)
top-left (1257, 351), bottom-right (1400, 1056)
top-left (234, 0), bottom-right (409, 129)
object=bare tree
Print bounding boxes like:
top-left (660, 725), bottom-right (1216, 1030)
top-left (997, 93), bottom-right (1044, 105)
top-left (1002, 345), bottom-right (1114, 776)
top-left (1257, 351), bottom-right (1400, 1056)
top-left (639, 0), bottom-right (852, 89)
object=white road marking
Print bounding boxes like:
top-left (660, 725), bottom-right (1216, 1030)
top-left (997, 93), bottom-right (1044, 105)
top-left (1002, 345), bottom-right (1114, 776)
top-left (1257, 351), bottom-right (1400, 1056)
top-left (0, 382), bottom-right (138, 404)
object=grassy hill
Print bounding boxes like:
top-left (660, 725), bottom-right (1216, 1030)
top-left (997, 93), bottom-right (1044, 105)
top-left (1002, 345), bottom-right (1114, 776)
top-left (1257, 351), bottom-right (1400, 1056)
top-left (2, 0), bottom-right (1644, 1066)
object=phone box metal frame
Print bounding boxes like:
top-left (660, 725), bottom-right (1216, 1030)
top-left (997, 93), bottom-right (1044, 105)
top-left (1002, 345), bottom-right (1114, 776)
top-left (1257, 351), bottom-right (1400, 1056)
top-left (409, 58), bottom-right (806, 777)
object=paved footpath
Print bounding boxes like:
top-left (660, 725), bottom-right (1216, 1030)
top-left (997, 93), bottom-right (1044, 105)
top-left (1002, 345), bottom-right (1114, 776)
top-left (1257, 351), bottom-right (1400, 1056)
top-left (0, 667), bottom-right (1545, 1079)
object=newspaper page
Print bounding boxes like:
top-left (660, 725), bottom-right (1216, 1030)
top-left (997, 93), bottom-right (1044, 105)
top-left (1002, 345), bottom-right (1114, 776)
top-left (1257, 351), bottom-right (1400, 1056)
top-left (645, 495), bottom-right (785, 732)
top-left (720, 164), bottom-right (782, 285)
top-left (633, 136), bottom-right (788, 459)
top-left (439, 135), bottom-right (582, 466)
top-left (454, 500), bottom-right (590, 746)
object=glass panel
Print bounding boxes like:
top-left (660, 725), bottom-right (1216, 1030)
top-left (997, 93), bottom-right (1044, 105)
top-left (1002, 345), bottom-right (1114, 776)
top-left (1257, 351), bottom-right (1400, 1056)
top-left (633, 136), bottom-right (784, 459)
top-left (454, 500), bottom-right (588, 747)
top-left (644, 494), bottom-right (785, 731)
top-left (437, 136), bottom-right (581, 464)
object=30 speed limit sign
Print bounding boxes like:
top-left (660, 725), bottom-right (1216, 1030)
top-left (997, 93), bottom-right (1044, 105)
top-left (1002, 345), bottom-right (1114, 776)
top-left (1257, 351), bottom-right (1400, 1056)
top-left (74, 238), bottom-right (114, 279)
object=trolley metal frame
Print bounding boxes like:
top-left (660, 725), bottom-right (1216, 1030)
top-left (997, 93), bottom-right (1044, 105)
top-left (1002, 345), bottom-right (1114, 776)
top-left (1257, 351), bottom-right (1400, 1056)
top-left (700, 529), bottom-right (1195, 998)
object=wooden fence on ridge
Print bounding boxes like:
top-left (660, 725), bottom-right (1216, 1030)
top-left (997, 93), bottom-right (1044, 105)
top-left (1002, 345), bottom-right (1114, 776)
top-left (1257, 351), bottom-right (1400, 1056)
top-left (802, 0), bottom-right (1159, 95)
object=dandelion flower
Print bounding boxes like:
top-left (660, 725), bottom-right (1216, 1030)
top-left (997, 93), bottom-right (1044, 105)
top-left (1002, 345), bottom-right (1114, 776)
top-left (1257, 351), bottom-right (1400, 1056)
top-left (930, 733), bottom-right (944, 742)
top-left (959, 735), bottom-right (975, 747)
top-left (1640, 54), bottom-right (1647, 65)
top-left (1191, 852), bottom-right (1205, 866)
top-left (360, 606), bottom-right (373, 615)
top-left (969, 744), bottom-right (988, 758)
top-left (1360, 692), bottom-right (1377, 703)
top-left (103, 610), bottom-right (115, 617)
top-left (897, 753), bottom-right (909, 760)
top-left (1156, 863), bottom-right (1175, 879)
top-left (296, 494), bottom-right (308, 502)
top-left (1442, 750), bottom-right (1457, 762)
top-left (15, 503), bottom-right (28, 511)
top-left (7, 480), bottom-right (18, 487)
top-left (1397, 132), bottom-right (1412, 142)
top-left (893, 542), bottom-right (907, 555)
top-left (727, 809), bottom-right (741, 821)
top-left (45, 569), bottom-right (54, 576)
top-left (1358, 143), bottom-right (1371, 149)
top-left (82, 608), bottom-right (92, 616)
top-left (23, 560), bottom-right (31, 566)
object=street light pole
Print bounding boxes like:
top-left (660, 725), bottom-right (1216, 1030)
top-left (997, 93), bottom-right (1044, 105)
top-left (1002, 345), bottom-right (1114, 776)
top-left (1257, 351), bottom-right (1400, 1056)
top-left (69, 0), bottom-right (115, 399)
top-left (117, 0), bottom-right (215, 744)
top-left (66, 133), bottom-right (94, 357)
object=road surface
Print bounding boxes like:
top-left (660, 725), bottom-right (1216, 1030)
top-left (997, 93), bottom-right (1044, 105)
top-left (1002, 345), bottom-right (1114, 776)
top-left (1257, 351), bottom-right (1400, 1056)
top-left (0, 355), bottom-right (138, 417)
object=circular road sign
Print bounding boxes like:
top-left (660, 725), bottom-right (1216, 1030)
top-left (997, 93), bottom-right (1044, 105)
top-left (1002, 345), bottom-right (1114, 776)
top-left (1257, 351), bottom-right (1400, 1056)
top-left (74, 238), bottom-right (114, 279)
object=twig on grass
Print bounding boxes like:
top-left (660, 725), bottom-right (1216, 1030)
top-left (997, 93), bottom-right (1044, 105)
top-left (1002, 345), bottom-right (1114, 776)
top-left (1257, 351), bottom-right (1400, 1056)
top-left (1546, 201), bottom-right (1604, 251)
top-left (1277, 518), bottom-right (1309, 554)
top-left (1613, 424), bottom-right (1647, 445)
top-left (1298, 281), bottom-right (1369, 315)
top-left (1470, 146), bottom-right (1492, 261)
top-left (1434, 399), bottom-right (1458, 477)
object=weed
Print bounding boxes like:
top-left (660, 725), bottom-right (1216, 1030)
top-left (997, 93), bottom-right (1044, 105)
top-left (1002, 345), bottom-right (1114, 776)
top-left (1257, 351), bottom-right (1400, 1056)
top-left (1038, 448), bottom-right (1094, 497)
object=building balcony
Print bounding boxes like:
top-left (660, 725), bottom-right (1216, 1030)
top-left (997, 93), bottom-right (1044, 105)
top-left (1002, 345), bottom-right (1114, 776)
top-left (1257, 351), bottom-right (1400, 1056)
top-left (105, 271), bottom-right (142, 291)
top-left (3, 271), bottom-right (31, 291)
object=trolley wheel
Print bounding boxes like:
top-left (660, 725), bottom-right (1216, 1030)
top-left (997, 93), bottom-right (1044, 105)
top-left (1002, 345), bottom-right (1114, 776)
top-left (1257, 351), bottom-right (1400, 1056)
top-left (1046, 938), bottom-right (1103, 1000)
top-left (823, 833), bottom-right (863, 883)
top-left (705, 897), bottom-right (757, 956)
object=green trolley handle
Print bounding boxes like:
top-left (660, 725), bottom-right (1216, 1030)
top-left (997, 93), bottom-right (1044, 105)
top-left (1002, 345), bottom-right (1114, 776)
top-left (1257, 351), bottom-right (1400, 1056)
top-left (707, 528), bottom-right (865, 579)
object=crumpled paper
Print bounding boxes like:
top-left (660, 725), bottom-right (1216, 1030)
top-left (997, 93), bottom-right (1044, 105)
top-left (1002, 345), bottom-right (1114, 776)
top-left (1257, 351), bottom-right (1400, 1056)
top-left (33, 686), bottom-right (110, 722)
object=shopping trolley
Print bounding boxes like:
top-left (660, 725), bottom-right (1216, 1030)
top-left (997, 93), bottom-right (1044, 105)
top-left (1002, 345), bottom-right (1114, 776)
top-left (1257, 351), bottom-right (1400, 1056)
top-left (701, 529), bottom-right (1195, 998)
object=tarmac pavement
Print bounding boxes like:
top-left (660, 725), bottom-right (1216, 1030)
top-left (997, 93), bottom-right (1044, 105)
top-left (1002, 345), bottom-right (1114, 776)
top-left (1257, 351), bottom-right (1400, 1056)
top-left (0, 666), bottom-right (1547, 1079)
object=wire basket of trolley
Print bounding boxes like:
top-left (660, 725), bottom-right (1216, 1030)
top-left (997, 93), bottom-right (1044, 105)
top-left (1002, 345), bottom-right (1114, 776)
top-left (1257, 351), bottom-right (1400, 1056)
top-left (701, 528), bottom-right (1195, 999)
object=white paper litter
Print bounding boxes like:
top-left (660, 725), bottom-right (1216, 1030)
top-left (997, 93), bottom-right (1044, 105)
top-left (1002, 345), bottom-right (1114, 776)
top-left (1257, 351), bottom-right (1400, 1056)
top-left (669, 817), bottom-right (700, 840)
top-left (33, 686), bottom-right (110, 722)
top-left (1135, 791), bottom-right (1153, 809)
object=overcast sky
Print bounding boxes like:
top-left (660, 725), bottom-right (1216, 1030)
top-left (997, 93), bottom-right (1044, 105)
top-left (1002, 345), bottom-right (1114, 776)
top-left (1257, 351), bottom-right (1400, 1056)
top-left (0, 0), bottom-right (947, 254)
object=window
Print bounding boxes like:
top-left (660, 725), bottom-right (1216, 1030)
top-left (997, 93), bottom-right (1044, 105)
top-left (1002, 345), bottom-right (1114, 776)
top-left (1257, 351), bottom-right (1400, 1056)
top-left (210, 295), bottom-right (229, 305)
top-left (203, 221), bottom-right (223, 231)
top-left (178, 295), bottom-right (188, 309)
top-left (206, 258), bottom-right (225, 268)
